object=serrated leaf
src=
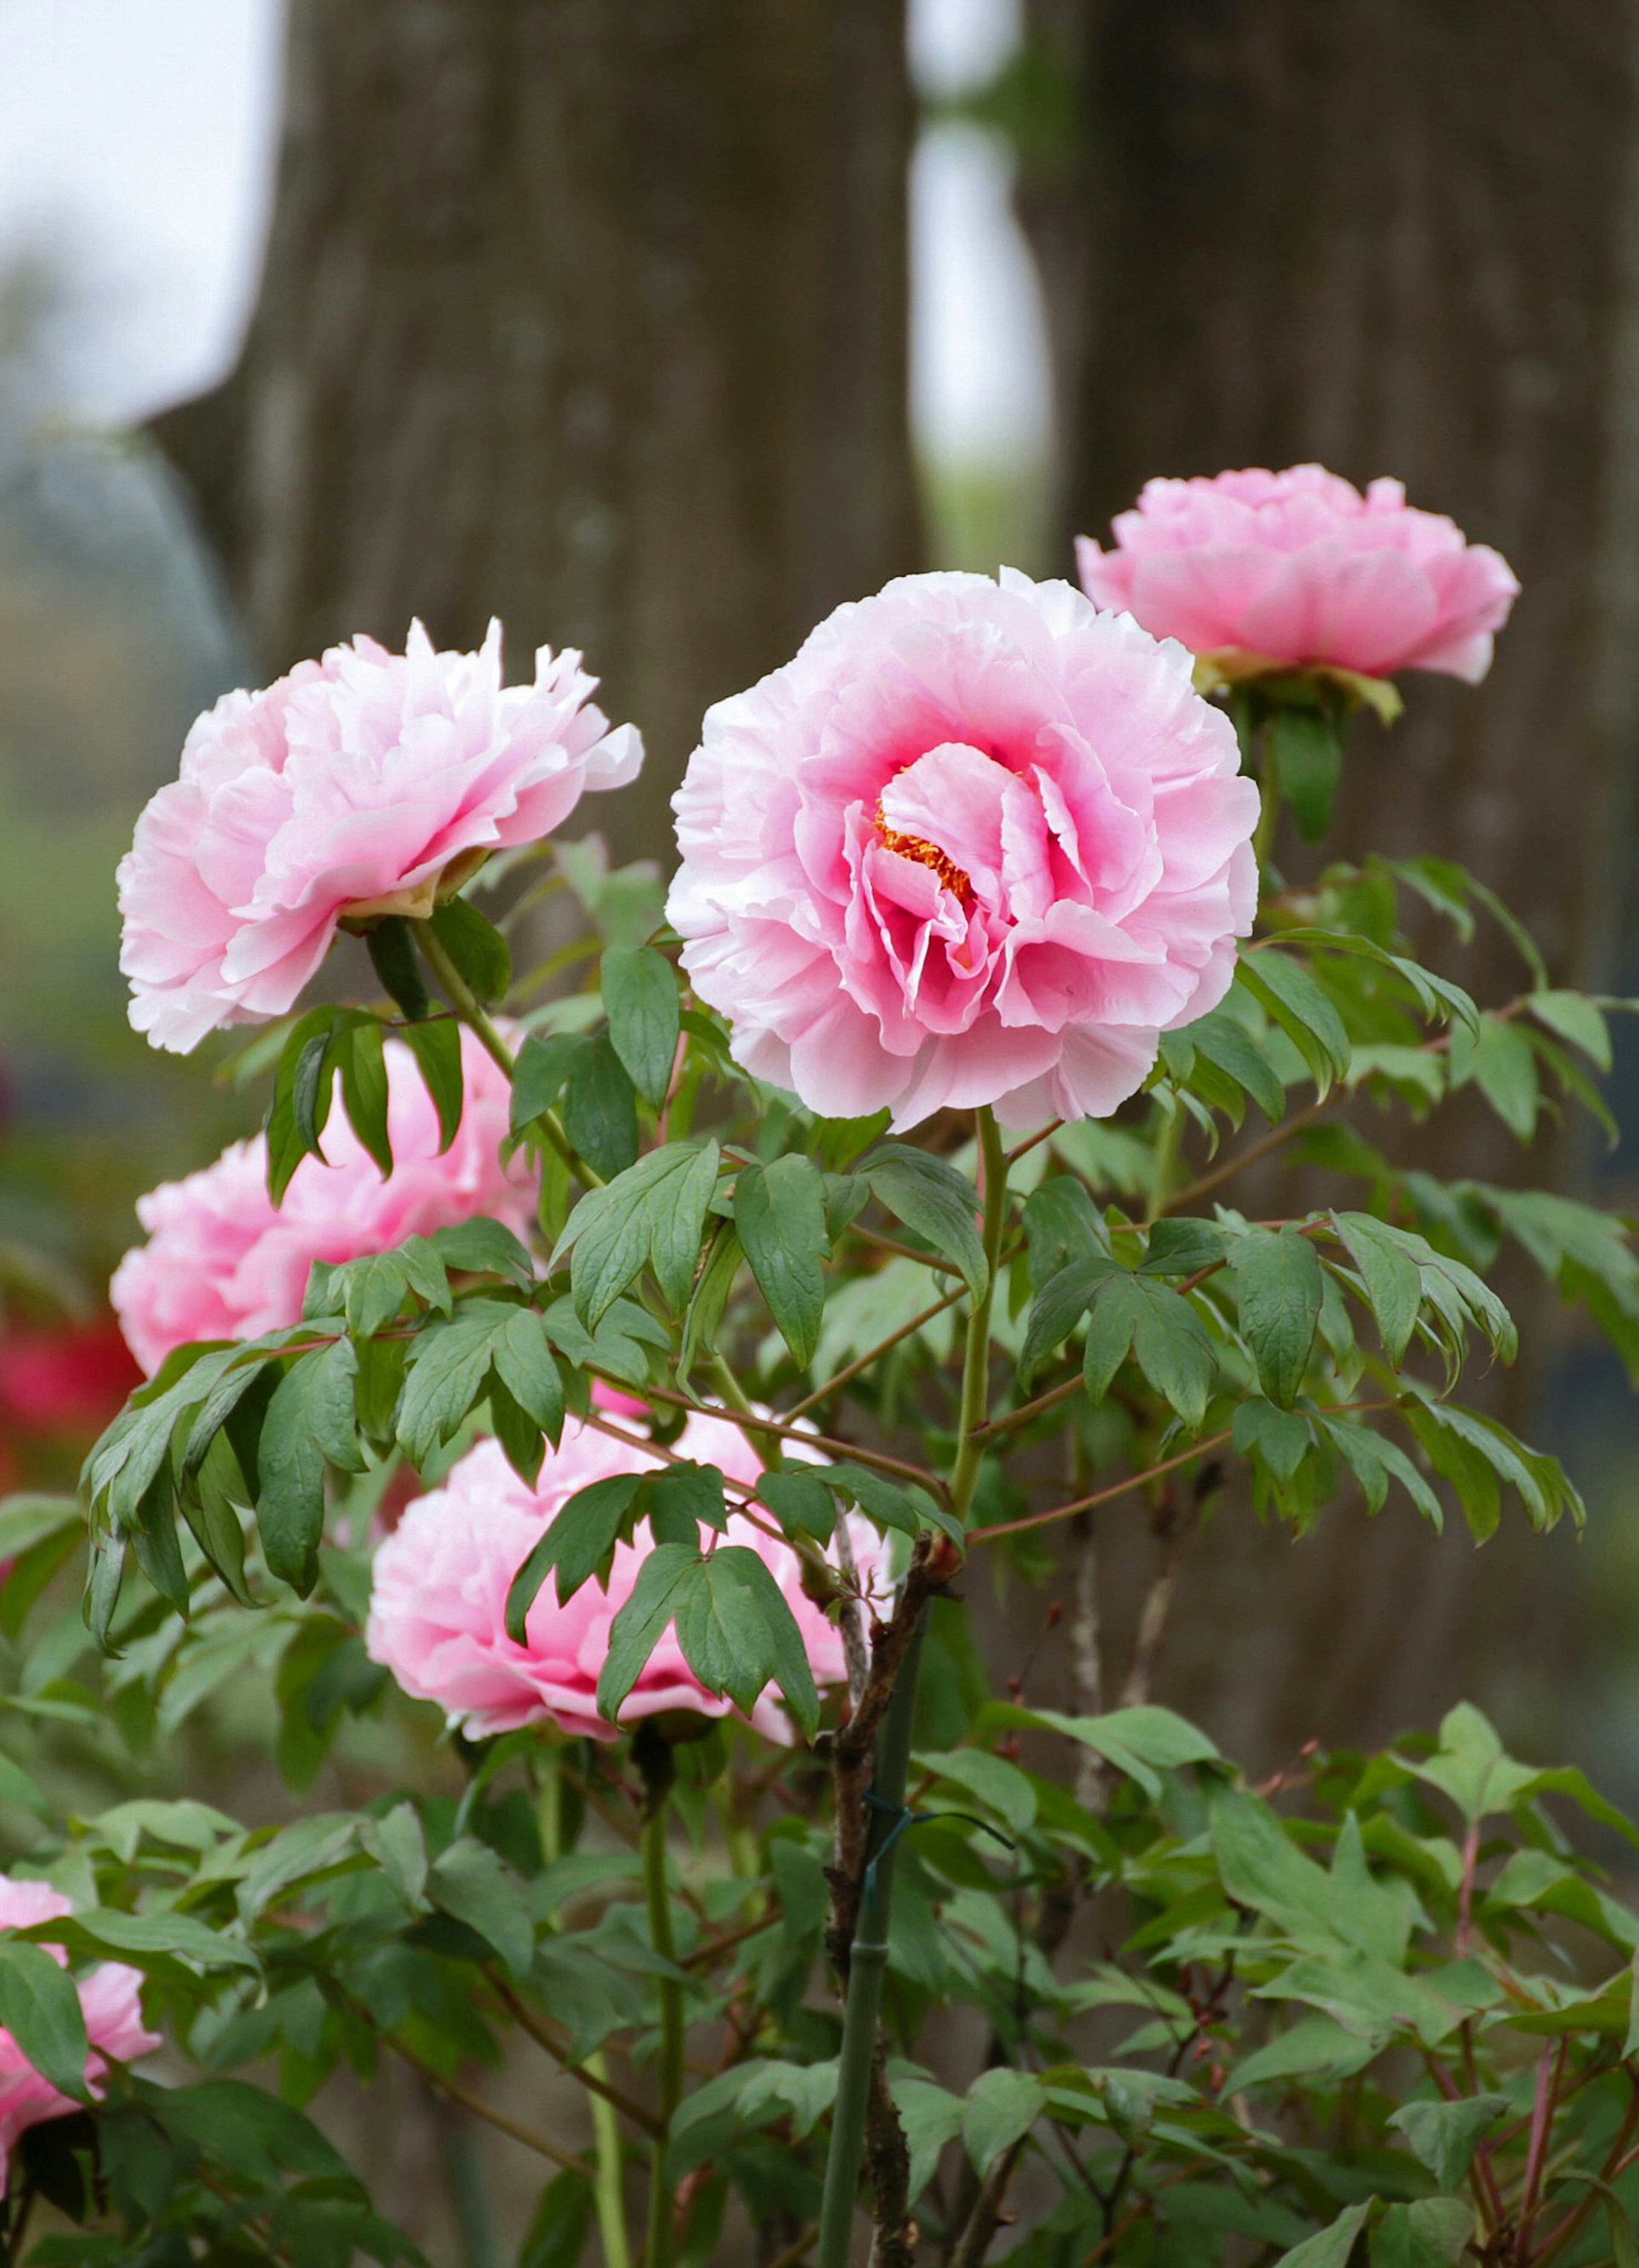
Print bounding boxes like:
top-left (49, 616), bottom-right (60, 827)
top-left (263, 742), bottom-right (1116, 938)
top-left (595, 1541), bottom-right (702, 1723)
top-left (506, 1472), bottom-right (645, 1634)
top-left (1230, 1227), bottom-right (1324, 1409)
top-left (735, 1155), bottom-right (829, 1366)
top-left (603, 945), bottom-right (680, 1109)
top-left (674, 1545), bottom-right (820, 1737)
top-left (1019, 1255), bottom-right (1113, 1388)
top-left (397, 1300), bottom-right (523, 1466)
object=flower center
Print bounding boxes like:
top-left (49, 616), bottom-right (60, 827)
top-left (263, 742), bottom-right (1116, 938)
top-left (874, 801), bottom-right (972, 902)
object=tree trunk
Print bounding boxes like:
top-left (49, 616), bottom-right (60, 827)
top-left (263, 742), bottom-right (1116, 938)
top-left (1024, 0), bottom-right (1639, 1762)
top-left (155, 0), bottom-right (921, 862)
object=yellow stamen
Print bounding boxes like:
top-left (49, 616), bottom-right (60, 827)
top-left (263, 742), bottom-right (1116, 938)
top-left (874, 800), bottom-right (971, 902)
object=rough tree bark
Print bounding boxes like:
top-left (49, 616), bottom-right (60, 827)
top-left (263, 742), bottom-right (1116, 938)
top-left (156, 0), bottom-right (921, 861)
top-left (1022, 0), bottom-right (1639, 1762)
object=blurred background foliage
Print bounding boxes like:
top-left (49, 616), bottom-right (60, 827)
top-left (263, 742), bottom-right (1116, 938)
top-left (1, 0), bottom-right (1637, 1840)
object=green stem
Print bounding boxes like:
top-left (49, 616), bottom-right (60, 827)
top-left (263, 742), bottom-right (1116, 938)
top-left (589, 2063), bottom-right (632, 2268)
top-left (1251, 735), bottom-right (1282, 882)
top-left (642, 1792), bottom-right (684, 2268)
top-left (815, 1110), bottom-right (1011, 2268)
top-left (417, 920), bottom-right (600, 1187)
top-left (948, 1106), bottom-right (1009, 1522)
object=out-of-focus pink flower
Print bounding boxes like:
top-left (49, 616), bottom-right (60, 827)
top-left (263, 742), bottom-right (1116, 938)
top-left (0, 1318), bottom-right (140, 1437)
top-left (1076, 466), bottom-right (1519, 685)
top-left (667, 569), bottom-right (1258, 1130)
top-left (365, 1419), bottom-right (882, 1742)
top-left (0, 1876), bottom-right (160, 2192)
top-left (119, 621), bottom-right (643, 1052)
top-left (111, 1028), bottom-right (534, 1376)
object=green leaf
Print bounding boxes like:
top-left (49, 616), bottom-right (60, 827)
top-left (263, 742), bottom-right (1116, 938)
top-left (365, 914), bottom-right (433, 1023)
top-left (57, 1907), bottom-right (260, 1974)
top-left (1332, 1213), bottom-right (1423, 1366)
top-left (1273, 2202), bottom-right (1371, 2268)
top-left (650, 1141), bottom-right (722, 1314)
top-left (561, 1143), bottom-right (719, 1327)
top-left (646, 1463), bottom-right (728, 1545)
top-left (1230, 1227), bottom-right (1324, 1408)
top-left (265, 1008), bottom-right (354, 1203)
top-left (1082, 1273), bottom-right (1145, 1405)
top-left (674, 1545), bottom-right (820, 1738)
top-left (1270, 705), bottom-right (1344, 842)
top-left (893, 2078), bottom-right (965, 2204)
top-left (359, 1802), bottom-right (428, 1911)
top-left (1239, 952), bottom-right (1352, 1099)
top-left (1387, 2096), bottom-right (1509, 2192)
top-left (735, 1155), bottom-right (830, 1366)
top-left (1129, 1277), bottom-right (1216, 1428)
top-left (1529, 988), bottom-right (1613, 1071)
top-left (962, 2067), bottom-right (1044, 2175)
top-left (258, 1340), bottom-right (361, 1594)
top-left (399, 1017), bottom-right (464, 1153)
top-left (595, 1542), bottom-right (702, 1724)
top-left (0, 1939), bottom-right (91, 2102)
top-left (490, 1309), bottom-right (566, 1443)
top-left (1021, 1177), bottom-right (1110, 1289)
top-left (563, 1033), bottom-right (639, 1180)
top-left (1184, 1007), bottom-right (1288, 1124)
top-left (602, 945), bottom-right (681, 1109)
top-left (1019, 1255), bottom-right (1114, 1388)
top-left (519, 2172), bottom-right (595, 2268)
top-left (429, 1837), bottom-right (534, 1979)
top-left (507, 1473), bottom-right (646, 1636)
top-left (1233, 1399), bottom-right (1312, 1484)
top-left (1458, 1014), bottom-right (1540, 1140)
top-left (510, 1032), bottom-right (581, 1137)
top-left (397, 1299), bottom-right (524, 1465)
top-left (430, 1216), bottom-right (537, 1289)
top-left (429, 895), bottom-right (512, 1006)
top-left (865, 1146), bottom-right (988, 1296)
top-left (757, 1468), bottom-right (837, 1543)
top-left (338, 1017), bottom-right (393, 1177)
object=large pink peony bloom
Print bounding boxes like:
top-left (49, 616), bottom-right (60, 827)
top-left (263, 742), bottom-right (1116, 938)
top-left (365, 1420), bottom-right (881, 1742)
top-left (667, 569), bottom-right (1259, 1129)
top-left (119, 621), bottom-right (643, 1052)
top-left (111, 1028), bottom-right (533, 1376)
top-left (1076, 465), bottom-right (1519, 685)
top-left (0, 1876), bottom-right (160, 2192)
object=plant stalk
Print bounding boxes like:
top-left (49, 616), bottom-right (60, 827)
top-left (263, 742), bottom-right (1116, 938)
top-left (642, 1787), bottom-right (685, 2268)
top-left (589, 2066), bottom-right (633, 2268)
top-left (815, 1108), bottom-right (1009, 2268)
top-left (814, 1613), bottom-right (927, 2268)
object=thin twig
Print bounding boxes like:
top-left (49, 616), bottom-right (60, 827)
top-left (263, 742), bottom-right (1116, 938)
top-left (389, 2033), bottom-right (588, 2173)
top-left (967, 1433), bottom-right (1234, 1546)
top-left (785, 1286), bottom-right (969, 1421)
top-left (947, 2137), bottom-right (1027, 2266)
top-left (488, 1973), bottom-right (661, 2135)
top-left (1160, 1099), bottom-right (1328, 1217)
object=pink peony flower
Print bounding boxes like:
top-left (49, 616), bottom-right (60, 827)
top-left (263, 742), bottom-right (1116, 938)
top-left (111, 1028), bottom-right (533, 1376)
top-left (1076, 465), bottom-right (1519, 685)
top-left (119, 621), bottom-right (643, 1053)
top-left (0, 1876), bottom-right (161, 2192)
top-left (667, 569), bottom-right (1259, 1129)
top-left (365, 1420), bottom-right (882, 1742)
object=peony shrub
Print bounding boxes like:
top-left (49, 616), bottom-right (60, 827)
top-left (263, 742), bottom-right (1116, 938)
top-left (0, 502), bottom-right (1634, 2268)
